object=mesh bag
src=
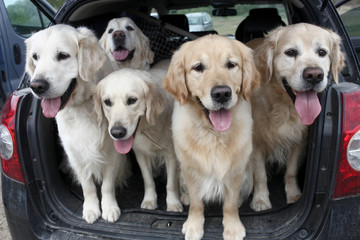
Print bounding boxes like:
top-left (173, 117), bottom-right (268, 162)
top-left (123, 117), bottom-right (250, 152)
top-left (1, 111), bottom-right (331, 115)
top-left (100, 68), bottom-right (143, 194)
top-left (129, 11), bottom-right (198, 64)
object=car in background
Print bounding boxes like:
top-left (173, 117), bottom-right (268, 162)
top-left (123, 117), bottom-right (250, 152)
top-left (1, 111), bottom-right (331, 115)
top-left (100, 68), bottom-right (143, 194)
top-left (1, 0), bottom-right (360, 239)
top-left (0, 0), bottom-right (54, 106)
top-left (186, 12), bottom-right (213, 32)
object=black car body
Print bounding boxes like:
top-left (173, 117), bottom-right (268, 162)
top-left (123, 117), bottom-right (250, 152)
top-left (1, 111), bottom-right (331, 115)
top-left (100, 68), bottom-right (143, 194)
top-left (1, 0), bottom-right (360, 239)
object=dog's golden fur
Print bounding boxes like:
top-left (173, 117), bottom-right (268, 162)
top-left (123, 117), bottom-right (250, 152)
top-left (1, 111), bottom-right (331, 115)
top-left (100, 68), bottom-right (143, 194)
top-left (164, 34), bottom-right (259, 240)
top-left (247, 23), bottom-right (345, 211)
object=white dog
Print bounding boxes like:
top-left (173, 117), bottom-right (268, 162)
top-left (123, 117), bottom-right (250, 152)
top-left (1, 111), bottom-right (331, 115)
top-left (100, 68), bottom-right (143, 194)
top-left (94, 66), bottom-right (183, 212)
top-left (25, 24), bottom-right (129, 224)
top-left (99, 17), bottom-right (154, 70)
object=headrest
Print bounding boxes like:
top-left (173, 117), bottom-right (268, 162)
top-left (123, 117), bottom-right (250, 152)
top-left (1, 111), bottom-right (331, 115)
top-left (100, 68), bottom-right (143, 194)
top-left (235, 8), bottom-right (286, 43)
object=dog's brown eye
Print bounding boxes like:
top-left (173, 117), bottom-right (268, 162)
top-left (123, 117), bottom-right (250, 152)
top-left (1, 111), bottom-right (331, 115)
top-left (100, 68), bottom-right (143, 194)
top-left (104, 99), bottom-right (112, 107)
top-left (32, 53), bottom-right (38, 61)
top-left (108, 28), bottom-right (114, 34)
top-left (127, 97), bottom-right (137, 105)
top-left (226, 61), bottom-right (237, 69)
top-left (318, 49), bottom-right (327, 57)
top-left (57, 52), bottom-right (70, 61)
top-left (193, 63), bottom-right (204, 72)
top-left (126, 26), bottom-right (134, 31)
top-left (285, 49), bottom-right (298, 57)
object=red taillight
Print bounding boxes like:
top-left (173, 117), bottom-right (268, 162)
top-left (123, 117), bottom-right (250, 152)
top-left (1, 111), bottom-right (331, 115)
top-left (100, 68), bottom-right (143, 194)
top-left (0, 93), bottom-right (25, 184)
top-left (333, 91), bottom-right (360, 199)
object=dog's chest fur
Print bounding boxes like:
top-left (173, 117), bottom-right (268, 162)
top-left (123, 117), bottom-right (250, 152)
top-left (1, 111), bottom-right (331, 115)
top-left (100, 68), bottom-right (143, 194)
top-left (252, 81), bottom-right (308, 163)
top-left (56, 87), bottom-right (115, 182)
top-left (172, 100), bottom-right (253, 200)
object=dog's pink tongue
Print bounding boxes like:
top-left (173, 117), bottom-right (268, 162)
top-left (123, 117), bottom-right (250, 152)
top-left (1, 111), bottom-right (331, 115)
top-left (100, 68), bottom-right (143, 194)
top-left (113, 49), bottom-right (129, 61)
top-left (114, 136), bottom-right (134, 154)
top-left (41, 98), bottom-right (61, 118)
top-left (294, 90), bottom-right (321, 125)
top-left (209, 109), bottom-right (232, 132)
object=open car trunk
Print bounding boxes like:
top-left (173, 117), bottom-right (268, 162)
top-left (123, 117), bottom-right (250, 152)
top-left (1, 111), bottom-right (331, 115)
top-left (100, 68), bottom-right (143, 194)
top-left (16, 0), bottom-right (355, 239)
top-left (20, 84), bottom-right (338, 239)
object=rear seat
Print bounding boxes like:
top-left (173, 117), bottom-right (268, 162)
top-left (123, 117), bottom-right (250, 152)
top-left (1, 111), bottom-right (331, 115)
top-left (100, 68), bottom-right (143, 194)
top-left (235, 8), bottom-right (286, 43)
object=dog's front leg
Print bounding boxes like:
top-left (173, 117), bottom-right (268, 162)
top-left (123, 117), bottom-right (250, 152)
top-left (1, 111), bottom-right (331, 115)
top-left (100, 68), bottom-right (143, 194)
top-left (101, 154), bottom-right (121, 222)
top-left (77, 173), bottom-right (101, 224)
top-left (135, 151), bottom-right (158, 210)
top-left (181, 169), bottom-right (204, 240)
top-left (164, 151), bottom-right (183, 212)
top-left (285, 143), bottom-right (303, 204)
top-left (223, 177), bottom-right (246, 240)
top-left (250, 149), bottom-right (272, 211)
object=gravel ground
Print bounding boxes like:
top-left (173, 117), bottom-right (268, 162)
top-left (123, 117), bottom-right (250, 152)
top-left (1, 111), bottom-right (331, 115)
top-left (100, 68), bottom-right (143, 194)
top-left (0, 175), bottom-right (12, 240)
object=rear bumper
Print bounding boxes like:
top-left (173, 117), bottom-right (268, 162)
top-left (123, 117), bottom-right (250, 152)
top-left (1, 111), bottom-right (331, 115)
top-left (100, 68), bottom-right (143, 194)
top-left (3, 167), bottom-right (360, 240)
top-left (1, 173), bottom-right (37, 240)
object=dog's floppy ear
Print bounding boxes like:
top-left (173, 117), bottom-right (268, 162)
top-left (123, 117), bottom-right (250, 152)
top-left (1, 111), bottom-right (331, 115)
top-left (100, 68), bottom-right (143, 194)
top-left (139, 33), bottom-right (155, 66)
top-left (25, 38), bottom-right (36, 77)
top-left (77, 27), bottom-right (107, 81)
top-left (93, 84), bottom-right (104, 126)
top-left (328, 30), bottom-right (345, 84)
top-left (257, 26), bottom-right (284, 82)
top-left (234, 41), bottom-right (260, 101)
top-left (99, 29), bottom-right (108, 52)
top-left (163, 44), bottom-right (189, 105)
top-left (142, 72), bottom-right (165, 125)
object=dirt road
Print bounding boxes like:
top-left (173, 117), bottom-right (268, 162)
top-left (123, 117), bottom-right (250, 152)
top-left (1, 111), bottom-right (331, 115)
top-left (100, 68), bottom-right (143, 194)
top-left (0, 175), bottom-right (12, 239)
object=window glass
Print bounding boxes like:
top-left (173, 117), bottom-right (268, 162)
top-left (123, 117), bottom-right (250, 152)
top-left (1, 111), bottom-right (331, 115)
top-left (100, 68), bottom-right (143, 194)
top-left (332, 0), bottom-right (360, 36)
top-left (172, 4), bottom-right (287, 38)
top-left (4, 0), bottom-right (51, 37)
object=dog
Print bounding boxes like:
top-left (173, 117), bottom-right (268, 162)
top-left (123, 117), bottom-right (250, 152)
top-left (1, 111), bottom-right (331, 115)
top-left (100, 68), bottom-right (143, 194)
top-left (247, 23), bottom-right (345, 211)
top-left (99, 17), bottom-right (154, 70)
top-left (94, 65), bottom-right (183, 212)
top-left (25, 24), bottom-right (129, 224)
top-left (163, 34), bottom-right (259, 240)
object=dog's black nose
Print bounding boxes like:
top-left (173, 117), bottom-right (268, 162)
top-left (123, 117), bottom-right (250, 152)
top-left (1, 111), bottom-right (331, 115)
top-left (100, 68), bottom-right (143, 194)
top-left (112, 30), bottom-right (125, 40)
top-left (30, 79), bottom-right (49, 94)
top-left (110, 126), bottom-right (127, 139)
top-left (303, 67), bottom-right (324, 85)
top-left (211, 85), bottom-right (232, 104)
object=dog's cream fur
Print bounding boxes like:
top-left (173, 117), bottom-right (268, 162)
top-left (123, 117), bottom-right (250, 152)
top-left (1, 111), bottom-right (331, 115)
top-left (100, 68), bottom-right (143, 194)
top-left (247, 23), bottom-right (345, 211)
top-left (25, 24), bottom-right (129, 223)
top-left (99, 17), bottom-right (154, 70)
top-left (94, 64), bottom-right (182, 212)
top-left (164, 35), bottom-right (259, 240)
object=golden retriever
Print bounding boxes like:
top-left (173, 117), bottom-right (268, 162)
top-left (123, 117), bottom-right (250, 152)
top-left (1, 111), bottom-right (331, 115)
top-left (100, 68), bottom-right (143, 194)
top-left (247, 23), bottom-right (345, 211)
top-left (164, 34), bottom-right (259, 240)
top-left (94, 64), bottom-right (183, 212)
top-left (26, 24), bottom-right (129, 223)
top-left (99, 17), bottom-right (154, 70)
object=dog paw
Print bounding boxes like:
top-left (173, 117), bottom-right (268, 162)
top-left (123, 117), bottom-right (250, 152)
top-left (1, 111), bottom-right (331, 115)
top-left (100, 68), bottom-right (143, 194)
top-left (102, 205), bottom-right (121, 222)
top-left (286, 191), bottom-right (301, 204)
top-left (223, 221), bottom-right (246, 240)
top-left (167, 201), bottom-right (183, 212)
top-left (182, 219), bottom-right (204, 240)
top-left (250, 197), bottom-right (272, 212)
top-left (181, 192), bottom-right (190, 206)
top-left (83, 208), bottom-right (101, 224)
top-left (141, 200), bottom-right (158, 210)
top-left (166, 193), bottom-right (183, 212)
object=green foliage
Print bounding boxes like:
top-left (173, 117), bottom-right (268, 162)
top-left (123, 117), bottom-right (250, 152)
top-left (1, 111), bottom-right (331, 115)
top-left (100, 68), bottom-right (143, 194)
top-left (6, 0), bottom-right (41, 26)
top-left (47, 0), bottom-right (65, 10)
